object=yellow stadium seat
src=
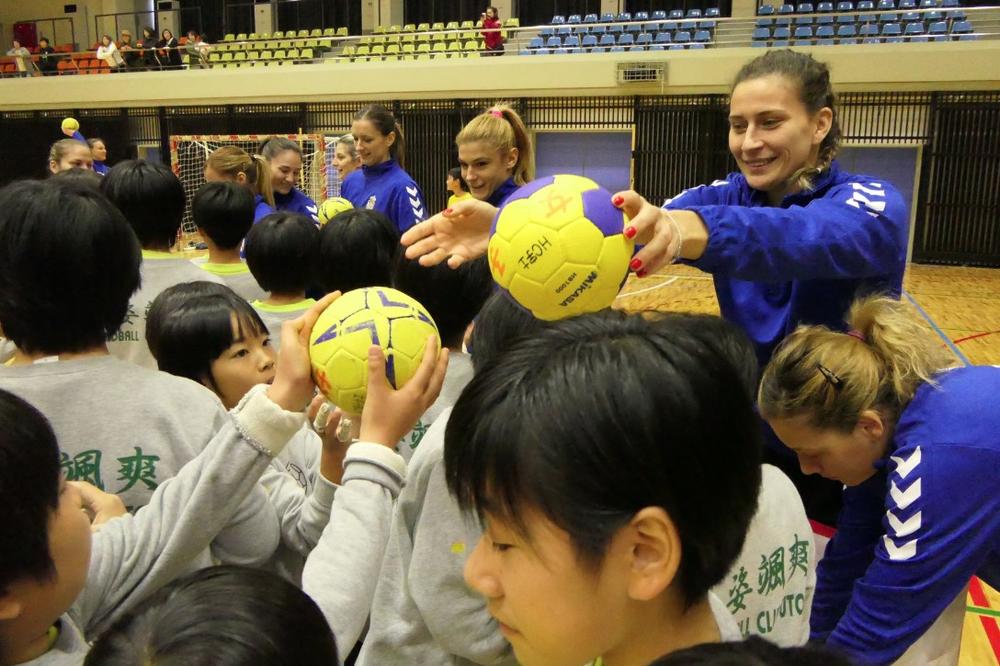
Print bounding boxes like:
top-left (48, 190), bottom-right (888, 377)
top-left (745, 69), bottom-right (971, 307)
top-left (253, 60), bottom-right (266, 67)
top-left (341, 45), bottom-right (355, 56)
top-left (401, 54), bottom-right (415, 61)
top-left (464, 40), bottom-right (479, 50)
top-left (247, 50), bottom-right (259, 60)
top-left (248, 33), bottom-right (258, 40)
top-left (322, 28), bottom-right (335, 37)
top-left (279, 40), bottom-right (293, 49)
top-left (296, 30), bottom-right (309, 38)
top-left (265, 40), bottom-right (278, 50)
top-left (417, 23), bottom-right (430, 31)
top-left (460, 20), bottom-right (474, 29)
top-left (221, 52), bottom-right (233, 62)
top-left (336, 27), bottom-right (349, 37)
top-left (286, 48), bottom-right (300, 59)
top-left (272, 31), bottom-right (284, 39)
top-left (374, 25), bottom-right (386, 34)
top-left (223, 33), bottom-right (235, 41)
top-left (274, 50), bottom-right (286, 59)
top-left (461, 30), bottom-right (476, 41)
top-left (386, 44), bottom-right (400, 55)
top-left (402, 44), bottom-right (415, 54)
top-left (445, 21), bottom-right (459, 30)
top-left (388, 24), bottom-right (401, 33)
top-left (402, 24), bottom-right (416, 32)
top-left (355, 45), bottom-right (370, 56)
top-left (416, 43), bottom-right (430, 53)
top-left (310, 29), bottom-right (322, 37)
top-left (359, 36), bottom-right (373, 45)
top-left (209, 52), bottom-right (221, 62)
top-left (416, 53), bottom-right (431, 60)
top-left (235, 33), bottom-right (247, 41)
top-left (224, 61), bottom-right (238, 68)
top-left (431, 22), bottom-right (445, 30)
top-left (466, 50), bottom-right (481, 58)
top-left (504, 18), bottom-right (519, 27)
top-left (401, 33), bottom-right (416, 43)
top-left (373, 35), bottom-right (388, 44)
top-left (432, 42), bottom-right (446, 52)
top-left (416, 32), bottom-right (430, 43)
top-left (432, 32), bottom-right (446, 42)
top-left (301, 48), bottom-right (314, 59)
top-left (234, 51), bottom-right (246, 61)
top-left (370, 45), bottom-right (385, 56)
top-left (433, 52), bottom-right (448, 60)
top-left (384, 34), bottom-right (400, 44)
top-left (384, 54), bottom-right (398, 61)
top-left (261, 50), bottom-right (273, 60)
top-left (447, 41), bottom-right (462, 52)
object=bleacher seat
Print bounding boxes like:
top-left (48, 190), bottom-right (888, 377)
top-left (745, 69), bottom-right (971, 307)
top-left (698, 19), bottom-right (718, 29)
top-left (753, 26), bottom-right (772, 40)
top-left (837, 11), bottom-right (857, 23)
top-left (653, 10), bottom-right (668, 20)
top-left (798, 3), bottom-right (815, 12)
top-left (599, 34), bottom-right (616, 47)
top-left (773, 26), bottom-right (792, 40)
top-left (694, 29), bottom-right (712, 42)
top-left (584, 13), bottom-right (598, 23)
top-left (591, 46), bottom-right (607, 53)
top-left (901, 11), bottom-right (920, 21)
top-left (816, 25), bottom-right (836, 42)
top-left (635, 11), bottom-right (650, 20)
top-left (796, 13), bottom-right (815, 24)
top-left (859, 22), bottom-right (880, 36)
top-left (882, 22), bottom-right (904, 40)
top-left (752, 39), bottom-right (768, 46)
top-left (758, 4), bottom-right (776, 14)
top-left (655, 31), bottom-right (673, 44)
top-left (625, 22), bottom-right (642, 33)
top-left (601, 12), bottom-right (615, 22)
top-left (757, 15), bottom-right (774, 27)
top-left (618, 33), bottom-right (635, 45)
top-left (919, 0), bottom-right (934, 6)
top-left (649, 43), bottom-right (666, 50)
top-left (674, 30), bottom-right (692, 43)
top-left (690, 42), bottom-right (707, 48)
top-left (618, 11), bottom-right (633, 21)
top-left (837, 23), bottom-right (859, 40)
top-left (627, 45), bottom-right (644, 51)
top-left (951, 20), bottom-right (973, 34)
top-left (590, 22), bottom-right (606, 34)
top-left (818, 1), bottom-right (835, 9)
top-left (877, 0), bottom-right (895, 8)
top-left (947, 8), bottom-right (967, 20)
top-left (687, 9), bottom-right (703, 18)
top-left (556, 25), bottom-right (572, 35)
top-left (529, 37), bottom-right (543, 49)
top-left (636, 32), bottom-right (653, 45)
top-left (706, 8), bottom-right (721, 17)
top-left (669, 9), bottom-right (685, 19)
top-left (927, 20), bottom-right (949, 38)
top-left (879, 12), bottom-right (900, 22)
top-left (904, 21), bottom-right (926, 35)
top-left (608, 23), bottom-right (624, 34)
top-left (546, 36), bottom-right (561, 48)
top-left (582, 34), bottom-right (598, 48)
top-left (564, 35), bottom-right (581, 48)
top-left (568, 14), bottom-right (582, 23)
top-left (816, 12), bottom-right (835, 24)
top-left (540, 26), bottom-right (554, 37)
top-left (609, 45), bottom-right (625, 52)
top-left (941, 0), bottom-right (959, 6)
top-left (551, 14), bottom-right (566, 24)
top-left (794, 25), bottom-right (814, 42)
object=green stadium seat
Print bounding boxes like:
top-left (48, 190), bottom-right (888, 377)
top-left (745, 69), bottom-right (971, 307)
top-left (221, 52), bottom-right (233, 62)
top-left (374, 25), bottom-right (386, 34)
top-left (235, 33), bottom-right (247, 41)
top-left (355, 45), bottom-right (370, 56)
top-left (403, 23), bottom-right (416, 32)
top-left (504, 18), bottom-right (520, 27)
top-left (234, 51), bottom-right (246, 61)
top-left (223, 33), bottom-right (235, 41)
top-left (359, 36), bottom-right (373, 45)
top-left (261, 50), bottom-right (273, 60)
top-left (447, 41), bottom-right (462, 52)
top-left (279, 40), bottom-right (293, 49)
top-left (402, 43), bottom-right (415, 53)
top-left (432, 32), bottom-right (446, 42)
top-left (272, 31), bottom-right (284, 38)
top-left (460, 20), bottom-right (474, 29)
top-left (464, 40), bottom-right (480, 50)
top-left (301, 48), bottom-right (314, 59)
top-left (401, 33), bottom-right (416, 43)
top-left (209, 52), bottom-right (221, 62)
top-left (247, 50), bottom-right (260, 60)
top-left (336, 27), bottom-right (349, 37)
top-left (371, 45), bottom-right (385, 55)
top-left (386, 44), bottom-right (400, 54)
top-left (432, 42), bottom-right (446, 52)
top-left (416, 32), bottom-right (430, 42)
top-left (274, 50), bottom-right (286, 59)
top-left (286, 48), bottom-right (300, 59)
top-left (323, 28), bottom-right (335, 37)
top-left (445, 21), bottom-right (459, 30)
top-left (296, 30), bottom-right (309, 38)
top-left (416, 43), bottom-right (431, 53)
top-left (310, 29), bottom-right (322, 37)
top-left (388, 24), bottom-right (401, 33)
top-left (248, 33), bottom-right (258, 40)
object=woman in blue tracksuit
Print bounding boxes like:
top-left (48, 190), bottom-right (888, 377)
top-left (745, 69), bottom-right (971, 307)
top-left (259, 136), bottom-right (320, 224)
top-left (758, 296), bottom-right (998, 664)
top-left (454, 103), bottom-right (532, 208)
top-left (340, 104), bottom-right (427, 234)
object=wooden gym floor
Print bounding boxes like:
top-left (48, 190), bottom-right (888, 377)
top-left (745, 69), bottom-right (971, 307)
top-left (616, 262), bottom-right (1000, 664)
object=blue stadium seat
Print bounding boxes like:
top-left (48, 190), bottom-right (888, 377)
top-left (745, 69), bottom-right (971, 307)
top-left (752, 27), bottom-right (771, 40)
top-left (689, 42), bottom-right (707, 48)
top-left (796, 13), bottom-right (815, 24)
top-left (919, 0), bottom-right (934, 5)
top-left (674, 30), bottom-right (692, 43)
top-left (598, 33), bottom-right (616, 46)
top-left (635, 11), bottom-right (650, 21)
top-left (898, 0), bottom-right (916, 8)
top-left (680, 19), bottom-right (698, 30)
top-left (862, 36), bottom-right (881, 43)
top-left (618, 33), bottom-right (635, 45)
top-left (877, 0), bottom-right (895, 9)
top-left (563, 35), bottom-right (581, 47)
top-left (818, 1), bottom-right (835, 10)
top-left (653, 10), bottom-right (668, 20)
top-left (636, 32), bottom-right (653, 45)
top-left (567, 14), bottom-right (582, 24)
top-left (901, 11), bottom-right (920, 21)
top-left (772, 26), bottom-right (792, 39)
top-left (590, 23), bottom-right (606, 34)
top-left (669, 44), bottom-right (685, 49)
top-left (857, 1), bottom-right (875, 10)
top-left (570, 47), bottom-right (585, 53)
top-left (590, 46), bottom-right (607, 53)
top-left (551, 15), bottom-right (565, 24)
top-left (778, 3), bottom-right (795, 13)
top-left (556, 25), bottom-right (571, 35)
top-left (925, 9), bottom-right (944, 21)
top-left (798, 3), bottom-right (815, 12)
top-left (609, 45), bottom-right (625, 52)
top-left (776, 13), bottom-right (793, 26)
top-left (836, 0), bottom-right (853, 9)
top-left (757, 16), bottom-right (774, 27)
top-left (650, 44), bottom-right (667, 50)
top-left (625, 22), bottom-right (643, 33)
top-left (951, 20), bottom-right (973, 33)
top-left (947, 9), bottom-right (967, 20)
top-left (553, 47), bottom-right (568, 54)
top-left (879, 12), bottom-right (899, 22)
top-left (654, 31), bottom-right (673, 43)
top-left (536, 48), bottom-right (550, 54)
top-left (859, 22), bottom-right (880, 36)
top-left (882, 21), bottom-right (902, 36)
top-left (540, 26), bottom-right (554, 37)
top-left (617, 12), bottom-right (633, 21)
top-left (816, 24), bottom-right (836, 37)
top-left (773, 39), bottom-right (791, 45)
top-left (794, 25), bottom-right (815, 40)
top-left (572, 24), bottom-right (590, 34)
top-left (837, 23), bottom-right (859, 37)
top-left (600, 12), bottom-right (615, 22)
top-left (927, 20), bottom-right (948, 37)
top-left (904, 21), bottom-right (926, 36)
top-left (705, 8), bottom-right (721, 17)
top-left (817, 12), bottom-right (835, 24)
top-left (528, 37), bottom-right (543, 49)
top-left (519, 48), bottom-right (532, 55)
top-left (941, 0), bottom-right (959, 7)
top-left (608, 23), bottom-right (624, 34)
top-left (584, 13), bottom-right (598, 23)
top-left (698, 19), bottom-right (718, 29)
top-left (958, 33), bottom-right (978, 40)
top-left (546, 36), bottom-right (561, 48)
top-left (582, 34), bottom-right (598, 47)
top-left (837, 11), bottom-right (856, 23)
top-left (687, 8), bottom-right (703, 18)
top-left (628, 45), bottom-right (645, 51)
top-left (758, 4), bottom-right (776, 14)
top-left (694, 29), bottom-right (712, 42)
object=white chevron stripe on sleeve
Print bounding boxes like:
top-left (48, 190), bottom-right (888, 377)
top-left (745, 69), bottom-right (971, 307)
top-left (887, 509), bottom-right (922, 538)
top-left (891, 446), bottom-right (922, 480)
top-left (883, 535), bottom-right (918, 561)
top-left (889, 478), bottom-right (922, 511)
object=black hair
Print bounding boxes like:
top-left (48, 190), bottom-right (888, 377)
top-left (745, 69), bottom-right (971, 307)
top-left (244, 211), bottom-right (318, 295)
top-left (146, 282), bottom-right (269, 392)
top-left (354, 104), bottom-right (406, 169)
top-left (448, 166), bottom-right (469, 192)
top-left (648, 636), bottom-right (855, 665)
top-left (0, 389), bottom-right (61, 592)
top-left (39, 37), bottom-right (50, 45)
top-left (0, 180), bottom-right (140, 355)
top-left (316, 208), bottom-right (399, 294)
top-left (392, 256), bottom-right (493, 349)
top-left (192, 181), bottom-right (255, 250)
top-left (445, 310), bottom-right (763, 606)
top-left (52, 166), bottom-right (103, 190)
top-left (100, 159), bottom-right (186, 250)
top-left (85, 565), bottom-right (338, 666)
top-left (469, 291), bottom-right (546, 372)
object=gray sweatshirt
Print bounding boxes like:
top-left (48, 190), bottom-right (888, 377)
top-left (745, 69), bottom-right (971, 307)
top-left (0, 355), bottom-right (279, 567)
top-left (263, 425), bottom-right (337, 584)
top-left (200, 262), bottom-right (268, 303)
top-left (251, 299), bottom-right (315, 351)
top-left (108, 252), bottom-right (225, 369)
top-left (301, 442), bottom-right (409, 660)
top-left (395, 351), bottom-right (473, 464)
top-left (22, 384), bottom-right (305, 665)
top-left (358, 408), bottom-right (516, 666)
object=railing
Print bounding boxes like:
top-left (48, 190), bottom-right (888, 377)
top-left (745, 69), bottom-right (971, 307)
top-left (1, 6), bottom-right (997, 78)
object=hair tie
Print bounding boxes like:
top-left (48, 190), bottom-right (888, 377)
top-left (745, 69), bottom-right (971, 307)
top-left (845, 330), bottom-right (865, 342)
top-left (489, 109), bottom-right (503, 118)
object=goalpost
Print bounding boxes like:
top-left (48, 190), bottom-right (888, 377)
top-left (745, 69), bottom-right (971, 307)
top-left (169, 133), bottom-right (329, 236)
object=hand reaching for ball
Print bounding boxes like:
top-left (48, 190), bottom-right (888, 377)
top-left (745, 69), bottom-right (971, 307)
top-left (401, 198), bottom-right (497, 268)
top-left (267, 291), bottom-right (341, 412)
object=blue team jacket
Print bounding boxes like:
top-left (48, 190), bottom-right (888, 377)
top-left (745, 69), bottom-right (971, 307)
top-left (488, 178), bottom-right (519, 207)
top-left (340, 159), bottom-right (427, 233)
top-left (274, 188), bottom-right (318, 224)
top-left (814, 366), bottom-right (1000, 664)
top-left (664, 161), bottom-right (909, 370)
top-left (253, 194), bottom-right (274, 223)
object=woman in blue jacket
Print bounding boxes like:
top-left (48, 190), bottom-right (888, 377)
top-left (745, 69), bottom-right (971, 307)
top-left (401, 50), bottom-right (909, 523)
top-left (759, 296), bottom-right (994, 665)
top-left (259, 137), bottom-right (319, 224)
top-left (341, 104), bottom-right (427, 234)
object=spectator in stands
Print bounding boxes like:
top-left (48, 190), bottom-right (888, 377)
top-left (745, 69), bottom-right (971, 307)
top-left (139, 26), bottom-right (160, 70)
top-left (446, 166), bottom-right (471, 208)
top-left (96, 34), bottom-right (125, 72)
top-left (157, 29), bottom-right (182, 70)
top-left (119, 29), bottom-right (140, 69)
top-left (6, 40), bottom-right (33, 77)
top-left (88, 138), bottom-right (110, 176)
top-left (481, 7), bottom-right (504, 56)
top-left (185, 29), bottom-right (211, 69)
top-left (333, 133), bottom-right (361, 185)
top-left (37, 38), bottom-right (59, 76)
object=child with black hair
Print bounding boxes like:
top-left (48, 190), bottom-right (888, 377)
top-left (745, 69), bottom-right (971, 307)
top-left (146, 282), bottom-right (342, 583)
top-left (390, 255), bottom-right (492, 462)
top-left (85, 566), bottom-right (339, 666)
top-left (0, 179), bottom-right (279, 573)
top-left (648, 635), bottom-right (854, 665)
top-left (100, 160), bottom-right (225, 369)
top-left (340, 292), bottom-right (543, 664)
top-left (316, 208), bottom-right (400, 295)
top-left (0, 290), bottom-right (447, 666)
top-left (444, 309), bottom-right (765, 666)
top-left (244, 212), bottom-right (319, 350)
top-left (192, 181), bottom-right (267, 303)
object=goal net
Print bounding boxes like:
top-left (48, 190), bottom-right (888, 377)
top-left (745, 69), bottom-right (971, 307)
top-left (169, 134), bottom-right (328, 236)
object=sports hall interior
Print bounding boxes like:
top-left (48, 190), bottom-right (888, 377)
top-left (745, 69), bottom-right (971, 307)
top-left (1, 0), bottom-right (998, 662)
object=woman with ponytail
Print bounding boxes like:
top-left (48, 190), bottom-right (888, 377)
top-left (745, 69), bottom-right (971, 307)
top-left (759, 295), bottom-right (998, 664)
top-left (204, 146), bottom-right (276, 222)
top-left (341, 104), bottom-right (427, 234)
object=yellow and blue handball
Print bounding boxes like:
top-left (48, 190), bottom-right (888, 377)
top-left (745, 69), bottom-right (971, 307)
top-left (488, 175), bottom-right (635, 321)
top-left (317, 196), bottom-right (353, 225)
top-left (308, 287), bottom-right (440, 415)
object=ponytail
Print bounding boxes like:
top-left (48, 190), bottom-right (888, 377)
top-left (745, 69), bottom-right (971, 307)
top-left (250, 154), bottom-right (275, 208)
top-left (759, 296), bottom-right (957, 431)
top-left (354, 104), bottom-right (406, 170)
top-left (456, 102), bottom-right (534, 185)
top-left (205, 146), bottom-right (275, 208)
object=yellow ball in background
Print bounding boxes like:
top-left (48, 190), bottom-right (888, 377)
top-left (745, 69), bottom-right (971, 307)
top-left (309, 287), bottom-right (439, 415)
top-left (61, 117), bottom-right (80, 133)
top-left (487, 175), bottom-right (634, 321)
top-left (317, 197), bottom-right (354, 225)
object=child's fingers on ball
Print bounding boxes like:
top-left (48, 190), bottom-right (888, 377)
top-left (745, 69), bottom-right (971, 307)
top-left (408, 335), bottom-right (442, 393)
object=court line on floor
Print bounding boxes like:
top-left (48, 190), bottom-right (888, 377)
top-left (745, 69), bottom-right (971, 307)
top-left (616, 276), bottom-right (679, 299)
top-left (903, 290), bottom-right (971, 367)
top-left (953, 331), bottom-right (1000, 346)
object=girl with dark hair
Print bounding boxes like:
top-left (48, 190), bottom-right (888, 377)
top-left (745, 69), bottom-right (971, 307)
top-left (259, 136), bottom-right (320, 223)
top-left (138, 26), bottom-right (159, 69)
top-left (759, 295), bottom-right (998, 664)
top-left (340, 104), bottom-right (427, 234)
top-left (401, 50), bottom-right (910, 525)
top-left (481, 6), bottom-right (504, 56)
top-left (315, 208), bottom-right (400, 295)
top-left (86, 566), bottom-right (338, 666)
top-left (156, 29), bottom-right (182, 69)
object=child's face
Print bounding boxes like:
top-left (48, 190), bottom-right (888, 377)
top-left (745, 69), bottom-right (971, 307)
top-left (207, 318), bottom-right (277, 409)
top-left (2, 478), bottom-right (92, 640)
top-left (464, 507), bottom-right (631, 666)
top-left (458, 140), bottom-right (517, 201)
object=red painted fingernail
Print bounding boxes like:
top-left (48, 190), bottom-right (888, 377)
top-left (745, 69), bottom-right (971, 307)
top-left (612, 195), bottom-right (624, 206)
top-left (630, 258), bottom-right (643, 271)
top-left (624, 226), bottom-right (637, 239)
top-left (637, 269), bottom-right (648, 278)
